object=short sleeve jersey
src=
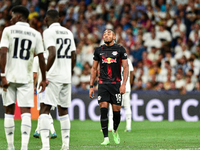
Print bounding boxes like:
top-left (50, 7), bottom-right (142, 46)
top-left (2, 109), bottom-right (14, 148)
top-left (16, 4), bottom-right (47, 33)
top-left (43, 23), bottom-right (76, 83)
top-left (0, 22), bottom-right (44, 83)
top-left (93, 44), bottom-right (127, 84)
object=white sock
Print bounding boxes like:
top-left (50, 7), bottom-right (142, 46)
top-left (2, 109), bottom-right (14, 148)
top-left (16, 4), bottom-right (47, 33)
top-left (4, 114), bottom-right (15, 149)
top-left (125, 107), bottom-right (132, 130)
top-left (35, 118), bottom-right (40, 133)
top-left (108, 104), bottom-right (113, 130)
top-left (49, 114), bottom-right (55, 134)
top-left (60, 114), bottom-right (70, 148)
top-left (104, 137), bottom-right (109, 141)
top-left (39, 114), bottom-right (50, 149)
top-left (21, 113), bottom-right (31, 150)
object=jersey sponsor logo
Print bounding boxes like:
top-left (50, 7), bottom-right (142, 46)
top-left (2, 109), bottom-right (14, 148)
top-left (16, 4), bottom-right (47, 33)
top-left (112, 51), bottom-right (118, 56)
top-left (98, 96), bottom-right (101, 100)
top-left (102, 57), bottom-right (117, 64)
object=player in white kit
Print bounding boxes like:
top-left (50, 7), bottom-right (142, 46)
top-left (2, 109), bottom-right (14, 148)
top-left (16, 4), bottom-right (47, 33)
top-left (0, 6), bottom-right (46, 150)
top-left (108, 58), bottom-right (134, 132)
top-left (32, 53), bottom-right (57, 139)
top-left (39, 9), bottom-right (76, 150)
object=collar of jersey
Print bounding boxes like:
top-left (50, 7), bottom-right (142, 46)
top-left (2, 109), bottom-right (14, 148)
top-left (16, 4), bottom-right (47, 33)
top-left (49, 23), bottom-right (60, 28)
top-left (15, 22), bottom-right (30, 27)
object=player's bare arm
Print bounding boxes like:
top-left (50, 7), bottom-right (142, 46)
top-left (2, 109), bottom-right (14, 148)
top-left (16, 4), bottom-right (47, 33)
top-left (130, 70), bottom-right (134, 87)
top-left (38, 53), bottom-right (46, 93)
top-left (46, 46), bottom-right (56, 71)
top-left (71, 51), bottom-right (76, 75)
top-left (0, 47), bottom-right (9, 90)
top-left (33, 72), bottom-right (37, 94)
top-left (120, 59), bottom-right (128, 94)
top-left (89, 60), bottom-right (98, 98)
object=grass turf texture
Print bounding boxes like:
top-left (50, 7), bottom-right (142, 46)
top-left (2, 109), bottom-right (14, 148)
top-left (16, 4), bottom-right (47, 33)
top-left (0, 119), bottom-right (199, 150)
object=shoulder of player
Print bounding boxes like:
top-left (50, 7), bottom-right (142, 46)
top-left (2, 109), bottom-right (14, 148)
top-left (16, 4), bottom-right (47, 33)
top-left (114, 44), bottom-right (125, 51)
top-left (94, 45), bottom-right (102, 51)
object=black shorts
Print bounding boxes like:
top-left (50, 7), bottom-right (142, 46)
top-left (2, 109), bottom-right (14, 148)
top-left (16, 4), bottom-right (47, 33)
top-left (97, 83), bottom-right (122, 105)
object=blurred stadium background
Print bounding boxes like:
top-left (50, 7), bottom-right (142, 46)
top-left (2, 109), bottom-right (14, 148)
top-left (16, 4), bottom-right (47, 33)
top-left (0, 0), bottom-right (199, 119)
top-left (0, 0), bottom-right (200, 149)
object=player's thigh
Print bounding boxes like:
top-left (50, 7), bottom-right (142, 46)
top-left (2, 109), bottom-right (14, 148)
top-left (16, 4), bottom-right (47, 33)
top-left (58, 83), bottom-right (71, 108)
top-left (109, 84), bottom-right (122, 106)
top-left (97, 84), bottom-right (111, 104)
top-left (2, 83), bottom-right (17, 106)
top-left (37, 90), bottom-right (45, 110)
top-left (122, 92), bottom-right (130, 107)
top-left (42, 82), bottom-right (60, 107)
top-left (17, 83), bottom-right (34, 107)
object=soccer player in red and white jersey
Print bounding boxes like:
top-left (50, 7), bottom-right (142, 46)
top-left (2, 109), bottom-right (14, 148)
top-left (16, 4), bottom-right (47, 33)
top-left (89, 29), bottom-right (129, 145)
top-left (39, 9), bottom-right (76, 150)
top-left (0, 6), bottom-right (46, 150)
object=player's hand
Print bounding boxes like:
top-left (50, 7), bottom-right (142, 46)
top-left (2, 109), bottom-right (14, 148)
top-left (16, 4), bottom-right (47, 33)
top-left (120, 84), bottom-right (126, 94)
top-left (39, 80), bottom-right (46, 93)
top-left (89, 88), bottom-right (95, 98)
top-left (1, 77), bottom-right (9, 91)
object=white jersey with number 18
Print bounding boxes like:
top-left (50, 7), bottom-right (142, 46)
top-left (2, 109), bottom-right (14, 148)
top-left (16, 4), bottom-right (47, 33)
top-left (43, 23), bottom-right (76, 83)
top-left (0, 22), bottom-right (44, 84)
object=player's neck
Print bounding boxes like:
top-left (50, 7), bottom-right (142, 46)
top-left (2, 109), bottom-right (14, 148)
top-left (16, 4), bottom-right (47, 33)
top-left (48, 21), bottom-right (59, 27)
top-left (105, 41), bottom-right (115, 47)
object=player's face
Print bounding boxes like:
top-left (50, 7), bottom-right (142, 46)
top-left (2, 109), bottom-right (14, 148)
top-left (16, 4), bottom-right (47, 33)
top-left (10, 12), bottom-right (19, 25)
top-left (103, 30), bottom-right (115, 44)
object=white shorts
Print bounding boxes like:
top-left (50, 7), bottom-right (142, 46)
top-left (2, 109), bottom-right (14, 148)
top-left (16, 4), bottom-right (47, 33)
top-left (2, 82), bottom-right (34, 107)
top-left (36, 90), bottom-right (46, 110)
top-left (40, 81), bottom-right (71, 108)
top-left (122, 92), bottom-right (130, 107)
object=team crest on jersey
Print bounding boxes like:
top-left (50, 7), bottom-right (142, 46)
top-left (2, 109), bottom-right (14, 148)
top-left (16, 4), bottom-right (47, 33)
top-left (112, 51), bottom-right (118, 56)
top-left (98, 96), bottom-right (101, 100)
top-left (124, 53), bottom-right (127, 56)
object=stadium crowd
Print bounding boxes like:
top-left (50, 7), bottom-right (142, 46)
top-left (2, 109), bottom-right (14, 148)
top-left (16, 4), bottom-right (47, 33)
top-left (0, 0), bottom-right (200, 94)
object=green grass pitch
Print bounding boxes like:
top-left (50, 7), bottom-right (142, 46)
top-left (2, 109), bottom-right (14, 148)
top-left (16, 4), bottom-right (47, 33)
top-left (0, 119), bottom-right (200, 150)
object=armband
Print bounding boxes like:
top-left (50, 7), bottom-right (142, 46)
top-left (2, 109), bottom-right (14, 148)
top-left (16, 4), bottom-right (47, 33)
top-left (90, 85), bottom-right (93, 88)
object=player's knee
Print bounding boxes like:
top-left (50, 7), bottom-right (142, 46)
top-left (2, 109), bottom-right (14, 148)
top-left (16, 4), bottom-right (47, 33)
top-left (20, 107), bottom-right (31, 114)
top-left (58, 107), bottom-right (68, 116)
top-left (39, 103), bottom-right (51, 115)
top-left (4, 104), bottom-right (15, 114)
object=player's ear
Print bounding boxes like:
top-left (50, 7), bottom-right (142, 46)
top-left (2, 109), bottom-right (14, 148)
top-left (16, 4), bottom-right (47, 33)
top-left (17, 14), bottom-right (22, 21)
top-left (113, 32), bottom-right (116, 40)
top-left (58, 17), bottom-right (61, 23)
top-left (44, 17), bottom-right (47, 24)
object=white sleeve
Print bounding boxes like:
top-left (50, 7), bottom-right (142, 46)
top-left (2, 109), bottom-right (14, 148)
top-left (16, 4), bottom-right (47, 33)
top-left (35, 32), bottom-right (44, 54)
top-left (43, 29), bottom-right (56, 49)
top-left (0, 27), bottom-right (10, 48)
top-left (33, 56), bottom-right (39, 73)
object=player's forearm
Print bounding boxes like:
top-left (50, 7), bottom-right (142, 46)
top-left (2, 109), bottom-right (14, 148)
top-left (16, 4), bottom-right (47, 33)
top-left (38, 54), bottom-right (46, 81)
top-left (46, 47), bottom-right (56, 71)
top-left (71, 51), bottom-right (76, 75)
top-left (130, 71), bottom-right (134, 85)
top-left (0, 49), bottom-right (7, 73)
top-left (122, 66), bottom-right (128, 86)
top-left (90, 68), bottom-right (97, 86)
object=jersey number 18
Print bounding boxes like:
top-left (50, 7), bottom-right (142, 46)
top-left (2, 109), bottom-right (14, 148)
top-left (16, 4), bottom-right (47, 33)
top-left (12, 37), bottom-right (32, 60)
